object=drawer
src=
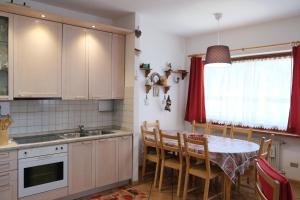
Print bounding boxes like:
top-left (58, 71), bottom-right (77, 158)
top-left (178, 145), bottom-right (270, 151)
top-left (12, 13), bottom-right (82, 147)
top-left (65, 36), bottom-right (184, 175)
top-left (0, 170), bottom-right (17, 200)
top-left (0, 160), bottom-right (17, 173)
top-left (0, 151), bottom-right (17, 162)
top-left (0, 170), bottom-right (17, 187)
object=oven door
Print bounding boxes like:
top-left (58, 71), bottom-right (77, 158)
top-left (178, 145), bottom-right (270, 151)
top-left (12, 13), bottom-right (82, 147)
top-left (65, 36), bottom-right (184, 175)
top-left (18, 153), bottom-right (68, 198)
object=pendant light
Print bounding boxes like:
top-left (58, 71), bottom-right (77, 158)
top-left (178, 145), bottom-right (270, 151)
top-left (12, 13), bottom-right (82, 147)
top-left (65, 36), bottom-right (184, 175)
top-left (205, 13), bottom-right (231, 67)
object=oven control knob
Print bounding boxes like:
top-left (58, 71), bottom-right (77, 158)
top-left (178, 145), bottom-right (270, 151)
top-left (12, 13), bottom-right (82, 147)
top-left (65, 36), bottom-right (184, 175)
top-left (61, 147), bottom-right (63, 150)
top-left (55, 147), bottom-right (58, 150)
top-left (24, 152), bottom-right (27, 155)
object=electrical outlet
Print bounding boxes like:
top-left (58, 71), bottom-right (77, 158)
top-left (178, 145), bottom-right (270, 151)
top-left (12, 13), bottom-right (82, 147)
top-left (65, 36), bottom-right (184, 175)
top-left (290, 162), bottom-right (299, 168)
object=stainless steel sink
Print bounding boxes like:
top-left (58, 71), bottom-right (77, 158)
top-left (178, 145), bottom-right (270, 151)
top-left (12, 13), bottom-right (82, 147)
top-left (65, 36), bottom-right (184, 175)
top-left (59, 129), bottom-right (115, 139)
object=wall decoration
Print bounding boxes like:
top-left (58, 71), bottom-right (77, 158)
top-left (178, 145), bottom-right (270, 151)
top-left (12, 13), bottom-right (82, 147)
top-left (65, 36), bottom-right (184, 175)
top-left (140, 63), bottom-right (152, 77)
top-left (135, 27), bottom-right (142, 38)
top-left (165, 95), bottom-right (172, 112)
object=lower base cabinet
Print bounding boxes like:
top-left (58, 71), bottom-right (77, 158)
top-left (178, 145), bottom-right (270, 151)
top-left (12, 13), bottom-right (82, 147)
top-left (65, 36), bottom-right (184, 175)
top-left (0, 170), bottom-right (17, 200)
top-left (68, 135), bottom-right (132, 195)
top-left (68, 141), bottom-right (95, 194)
top-left (95, 138), bottom-right (118, 187)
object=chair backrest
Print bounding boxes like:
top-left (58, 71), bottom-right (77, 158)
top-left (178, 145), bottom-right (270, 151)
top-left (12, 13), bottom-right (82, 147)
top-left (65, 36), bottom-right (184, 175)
top-left (209, 124), bottom-right (227, 137)
top-left (183, 134), bottom-right (210, 177)
top-left (141, 126), bottom-right (160, 154)
top-left (258, 137), bottom-right (272, 161)
top-left (143, 120), bottom-right (160, 131)
top-left (230, 125), bottom-right (252, 141)
top-left (191, 120), bottom-right (210, 134)
top-left (159, 131), bottom-right (183, 163)
top-left (255, 159), bottom-right (280, 200)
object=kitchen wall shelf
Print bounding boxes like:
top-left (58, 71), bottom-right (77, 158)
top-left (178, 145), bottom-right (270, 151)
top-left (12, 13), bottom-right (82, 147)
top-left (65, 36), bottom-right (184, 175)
top-left (172, 69), bottom-right (188, 80)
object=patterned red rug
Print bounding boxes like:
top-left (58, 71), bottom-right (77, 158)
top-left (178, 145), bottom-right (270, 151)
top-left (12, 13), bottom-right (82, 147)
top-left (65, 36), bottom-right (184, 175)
top-left (88, 188), bottom-right (148, 200)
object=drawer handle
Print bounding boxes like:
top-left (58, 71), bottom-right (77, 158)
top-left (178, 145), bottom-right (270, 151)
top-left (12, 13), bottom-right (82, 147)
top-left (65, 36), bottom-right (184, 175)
top-left (0, 153), bottom-right (9, 159)
top-left (0, 184), bottom-right (10, 192)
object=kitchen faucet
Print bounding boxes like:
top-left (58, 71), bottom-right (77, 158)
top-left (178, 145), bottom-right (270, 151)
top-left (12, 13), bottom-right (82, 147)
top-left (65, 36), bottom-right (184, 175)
top-left (78, 125), bottom-right (85, 133)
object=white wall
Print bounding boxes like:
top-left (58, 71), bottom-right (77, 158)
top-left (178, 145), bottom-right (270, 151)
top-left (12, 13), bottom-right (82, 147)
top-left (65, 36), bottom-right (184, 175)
top-left (186, 15), bottom-right (300, 181)
top-left (137, 15), bottom-right (187, 131)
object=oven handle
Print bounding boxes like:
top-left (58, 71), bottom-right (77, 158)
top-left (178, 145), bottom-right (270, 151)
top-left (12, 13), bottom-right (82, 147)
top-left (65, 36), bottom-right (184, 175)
top-left (36, 155), bottom-right (57, 160)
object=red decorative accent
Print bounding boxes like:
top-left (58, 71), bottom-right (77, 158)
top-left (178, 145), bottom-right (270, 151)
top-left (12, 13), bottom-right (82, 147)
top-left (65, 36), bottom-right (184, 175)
top-left (258, 158), bottom-right (294, 200)
top-left (288, 46), bottom-right (300, 134)
top-left (185, 57), bottom-right (206, 123)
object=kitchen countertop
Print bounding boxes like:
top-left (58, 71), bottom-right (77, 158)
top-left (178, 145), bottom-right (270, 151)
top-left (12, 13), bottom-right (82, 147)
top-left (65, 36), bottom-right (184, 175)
top-left (0, 128), bottom-right (132, 152)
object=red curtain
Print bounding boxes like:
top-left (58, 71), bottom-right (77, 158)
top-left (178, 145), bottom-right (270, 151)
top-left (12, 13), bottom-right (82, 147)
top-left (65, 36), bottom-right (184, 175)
top-left (185, 57), bottom-right (206, 123)
top-left (288, 45), bottom-right (300, 134)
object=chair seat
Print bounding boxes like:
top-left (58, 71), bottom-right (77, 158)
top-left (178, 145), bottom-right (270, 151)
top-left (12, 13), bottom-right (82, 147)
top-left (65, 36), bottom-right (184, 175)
top-left (189, 163), bottom-right (223, 179)
top-left (146, 154), bottom-right (159, 163)
top-left (164, 158), bottom-right (182, 169)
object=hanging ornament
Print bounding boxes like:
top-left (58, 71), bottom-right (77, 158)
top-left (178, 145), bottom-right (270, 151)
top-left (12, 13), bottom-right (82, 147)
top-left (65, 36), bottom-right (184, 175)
top-left (144, 94), bottom-right (149, 106)
top-left (161, 94), bottom-right (167, 111)
top-left (165, 95), bottom-right (172, 112)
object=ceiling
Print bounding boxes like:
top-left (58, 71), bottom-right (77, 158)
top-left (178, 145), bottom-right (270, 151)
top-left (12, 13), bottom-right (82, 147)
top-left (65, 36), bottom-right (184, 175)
top-left (32, 0), bottom-right (300, 37)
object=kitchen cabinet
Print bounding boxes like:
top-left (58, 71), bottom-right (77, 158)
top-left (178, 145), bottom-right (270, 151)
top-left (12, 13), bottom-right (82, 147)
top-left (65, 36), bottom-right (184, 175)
top-left (13, 15), bottom-right (62, 98)
top-left (0, 150), bottom-right (17, 200)
top-left (87, 30), bottom-right (112, 99)
top-left (112, 34), bottom-right (125, 99)
top-left (68, 141), bottom-right (95, 194)
top-left (118, 136), bottom-right (132, 181)
top-left (62, 25), bottom-right (88, 100)
top-left (0, 12), bottom-right (13, 100)
top-left (95, 138), bottom-right (118, 187)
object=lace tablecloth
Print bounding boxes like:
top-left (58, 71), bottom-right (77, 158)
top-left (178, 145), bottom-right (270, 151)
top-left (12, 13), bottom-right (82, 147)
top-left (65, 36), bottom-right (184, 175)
top-left (152, 131), bottom-right (259, 183)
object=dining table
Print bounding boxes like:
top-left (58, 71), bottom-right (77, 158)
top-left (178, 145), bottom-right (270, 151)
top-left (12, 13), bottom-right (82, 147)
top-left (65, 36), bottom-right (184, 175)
top-left (156, 131), bottom-right (260, 200)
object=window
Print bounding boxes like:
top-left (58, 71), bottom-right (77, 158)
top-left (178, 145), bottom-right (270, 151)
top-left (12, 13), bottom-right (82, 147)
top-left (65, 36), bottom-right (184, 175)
top-left (204, 56), bottom-right (292, 130)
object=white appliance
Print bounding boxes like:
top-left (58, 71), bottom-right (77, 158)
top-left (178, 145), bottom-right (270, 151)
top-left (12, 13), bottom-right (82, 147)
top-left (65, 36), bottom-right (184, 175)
top-left (18, 144), bottom-right (68, 198)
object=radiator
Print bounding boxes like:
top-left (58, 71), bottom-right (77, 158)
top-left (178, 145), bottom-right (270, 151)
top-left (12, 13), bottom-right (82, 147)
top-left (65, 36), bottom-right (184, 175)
top-left (253, 137), bottom-right (282, 170)
top-left (268, 140), bottom-right (282, 170)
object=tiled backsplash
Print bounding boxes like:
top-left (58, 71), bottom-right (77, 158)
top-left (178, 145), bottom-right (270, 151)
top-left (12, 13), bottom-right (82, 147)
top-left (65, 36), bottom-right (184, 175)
top-left (9, 100), bottom-right (114, 135)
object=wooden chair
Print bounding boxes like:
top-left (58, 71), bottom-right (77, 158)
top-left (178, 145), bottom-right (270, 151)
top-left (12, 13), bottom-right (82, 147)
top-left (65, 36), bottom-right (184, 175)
top-left (191, 120), bottom-right (211, 134)
top-left (255, 159), bottom-right (280, 200)
top-left (209, 124), bottom-right (228, 137)
top-left (258, 137), bottom-right (272, 160)
top-left (238, 137), bottom-right (273, 191)
top-left (183, 134), bottom-right (224, 200)
top-left (141, 126), bottom-right (160, 187)
top-left (158, 131), bottom-right (184, 196)
top-left (143, 120), bottom-right (160, 131)
top-left (230, 125), bottom-right (252, 141)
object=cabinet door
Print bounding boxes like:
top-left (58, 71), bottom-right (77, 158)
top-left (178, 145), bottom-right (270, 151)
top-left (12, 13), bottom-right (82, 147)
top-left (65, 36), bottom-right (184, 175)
top-left (95, 138), bottom-right (118, 187)
top-left (62, 25), bottom-right (88, 100)
top-left (87, 30), bottom-right (112, 99)
top-left (112, 34), bottom-right (125, 99)
top-left (69, 141), bottom-right (95, 194)
top-left (0, 170), bottom-right (17, 200)
top-left (118, 136), bottom-right (132, 181)
top-left (13, 15), bottom-right (62, 98)
top-left (0, 12), bottom-right (13, 100)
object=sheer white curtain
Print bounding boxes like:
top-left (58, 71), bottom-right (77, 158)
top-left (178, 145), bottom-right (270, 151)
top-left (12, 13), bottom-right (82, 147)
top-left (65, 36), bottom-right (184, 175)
top-left (204, 57), bottom-right (292, 130)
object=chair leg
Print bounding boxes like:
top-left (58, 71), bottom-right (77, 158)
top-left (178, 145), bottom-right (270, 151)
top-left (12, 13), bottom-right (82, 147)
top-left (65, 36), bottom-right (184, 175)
top-left (159, 161), bottom-right (165, 191)
top-left (223, 175), bottom-right (226, 200)
top-left (203, 179), bottom-right (210, 200)
top-left (177, 168), bottom-right (183, 197)
top-left (237, 176), bottom-right (241, 193)
top-left (153, 161), bottom-right (160, 188)
top-left (183, 172), bottom-right (189, 200)
top-left (142, 157), bottom-right (147, 181)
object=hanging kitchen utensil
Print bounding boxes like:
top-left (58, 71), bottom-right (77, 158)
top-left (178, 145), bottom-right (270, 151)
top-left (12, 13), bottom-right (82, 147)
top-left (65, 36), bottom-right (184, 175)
top-left (164, 95), bottom-right (172, 112)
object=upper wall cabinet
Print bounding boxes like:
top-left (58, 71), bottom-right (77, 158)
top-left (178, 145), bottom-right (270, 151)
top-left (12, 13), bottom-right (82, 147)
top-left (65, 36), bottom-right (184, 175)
top-left (13, 15), bottom-right (62, 98)
top-left (87, 30), bottom-right (112, 99)
top-left (62, 25), bottom-right (88, 100)
top-left (0, 12), bottom-right (13, 100)
top-left (112, 34), bottom-right (125, 99)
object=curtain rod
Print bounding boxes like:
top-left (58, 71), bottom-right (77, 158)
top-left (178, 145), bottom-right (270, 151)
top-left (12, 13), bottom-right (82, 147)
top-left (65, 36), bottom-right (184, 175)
top-left (187, 40), bottom-right (300, 58)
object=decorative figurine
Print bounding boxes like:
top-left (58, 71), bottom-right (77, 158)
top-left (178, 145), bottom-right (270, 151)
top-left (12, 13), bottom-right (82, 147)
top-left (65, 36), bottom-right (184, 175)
top-left (165, 95), bottom-right (171, 112)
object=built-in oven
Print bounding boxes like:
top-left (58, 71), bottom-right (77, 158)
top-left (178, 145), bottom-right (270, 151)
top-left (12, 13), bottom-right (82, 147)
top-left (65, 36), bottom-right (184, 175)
top-left (18, 144), bottom-right (68, 198)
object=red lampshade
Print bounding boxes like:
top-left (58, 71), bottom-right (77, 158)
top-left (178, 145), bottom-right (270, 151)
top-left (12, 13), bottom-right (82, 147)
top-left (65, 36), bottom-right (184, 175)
top-left (205, 45), bottom-right (231, 67)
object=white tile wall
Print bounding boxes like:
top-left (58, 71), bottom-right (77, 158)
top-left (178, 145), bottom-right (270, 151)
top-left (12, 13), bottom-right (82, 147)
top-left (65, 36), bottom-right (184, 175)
top-left (113, 87), bottom-right (134, 130)
top-left (9, 100), bottom-right (114, 135)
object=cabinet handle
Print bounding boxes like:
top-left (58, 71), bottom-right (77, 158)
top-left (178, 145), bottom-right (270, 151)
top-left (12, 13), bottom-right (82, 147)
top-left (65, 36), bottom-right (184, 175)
top-left (0, 184), bottom-right (10, 192)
